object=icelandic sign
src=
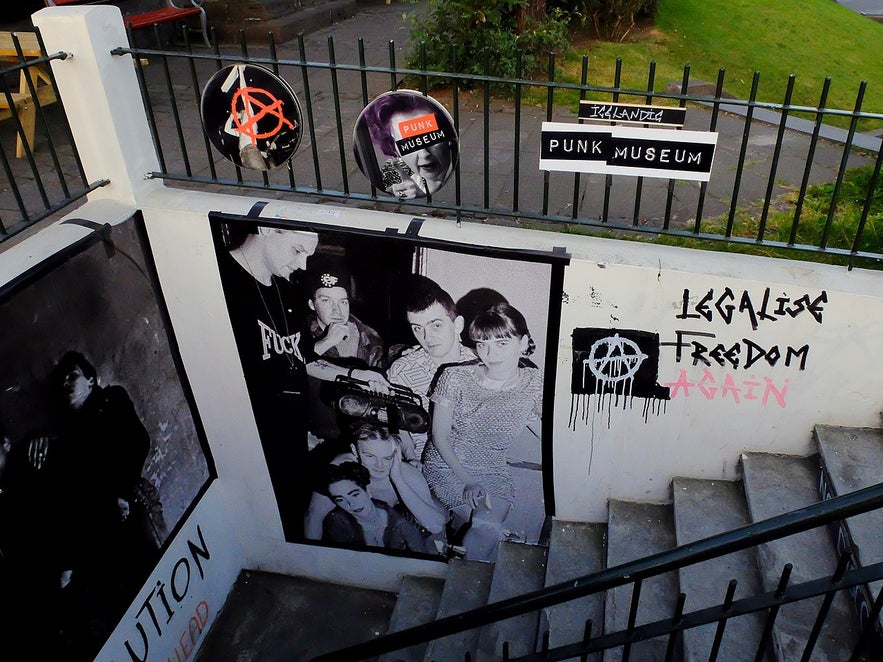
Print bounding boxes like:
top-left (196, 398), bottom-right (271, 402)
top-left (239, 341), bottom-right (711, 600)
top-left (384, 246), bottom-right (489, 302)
top-left (540, 123), bottom-right (718, 181)
top-left (578, 101), bottom-right (686, 127)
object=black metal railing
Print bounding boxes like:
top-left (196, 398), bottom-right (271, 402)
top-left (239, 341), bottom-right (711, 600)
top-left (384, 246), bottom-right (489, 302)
top-left (110, 29), bottom-right (883, 266)
top-left (0, 29), bottom-right (107, 243)
top-left (312, 481), bottom-right (883, 661)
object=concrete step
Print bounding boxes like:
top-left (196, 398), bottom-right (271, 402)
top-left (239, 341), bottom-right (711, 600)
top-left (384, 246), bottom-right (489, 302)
top-left (539, 520), bottom-right (606, 660)
top-left (475, 541), bottom-right (549, 660)
top-left (816, 424), bottom-right (883, 648)
top-left (422, 558), bottom-right (495, 662)
top-left (741, 452), bottom-right (861, 660)
top-left (193, 570), bottom-right (397, 661)
top-left (671, 477), bottom-right (769, 662)
top-left (378, 575), bottom-right (445, 662)
top-left (604, 500), bottom-right (680, 662)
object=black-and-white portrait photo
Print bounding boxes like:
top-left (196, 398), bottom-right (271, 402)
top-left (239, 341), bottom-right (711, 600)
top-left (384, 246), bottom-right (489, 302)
top-left (353, 90), bottom-right (459, 200)
top-left (0, 217), bottom-right (213, 661)
top-left (210, 213), bottom-right (563, 564)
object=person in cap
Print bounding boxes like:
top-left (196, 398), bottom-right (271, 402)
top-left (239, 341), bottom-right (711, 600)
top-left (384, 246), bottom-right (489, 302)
top-left (304, 259), bottom-right (386, 443)
top-left (306, 260), bottom-right (385, 368)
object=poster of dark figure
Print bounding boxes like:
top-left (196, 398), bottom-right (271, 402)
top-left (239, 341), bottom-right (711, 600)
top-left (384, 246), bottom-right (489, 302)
top-left (210, 211), bottom-right (567, 564)
top-left (0, 216), bottom-right (213, 661)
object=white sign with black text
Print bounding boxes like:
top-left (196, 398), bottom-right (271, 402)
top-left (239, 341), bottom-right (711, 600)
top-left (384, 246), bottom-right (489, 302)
top-left (578, 101), bottom-right (687, 127)
top-left (540, 122), bottom-right (718, 181)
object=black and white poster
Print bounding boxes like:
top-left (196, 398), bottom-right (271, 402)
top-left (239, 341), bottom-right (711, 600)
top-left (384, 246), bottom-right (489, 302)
top-left (210, 212), bottom-right (566, 563)
top-left (0, 216), bottom-right (213, 661)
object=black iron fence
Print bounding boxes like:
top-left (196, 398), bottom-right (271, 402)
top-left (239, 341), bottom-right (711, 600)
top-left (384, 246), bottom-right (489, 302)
top-left (107, 29), bottom-right (883, 266)
top-left (0, 30), bottom-right (106, 242)
top-left (2, 26), bottom-right (881, 265)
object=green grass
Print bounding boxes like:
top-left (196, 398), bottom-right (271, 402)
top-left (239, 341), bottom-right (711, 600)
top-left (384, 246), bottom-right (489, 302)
top-left (553, 0), bottom-right (883, 131)
top-left (402, 0), bottom-right (883, 266)
top-left (538, 165), bottom-right (883, 269)
top-left (551, 1), bottom-right (883, 266)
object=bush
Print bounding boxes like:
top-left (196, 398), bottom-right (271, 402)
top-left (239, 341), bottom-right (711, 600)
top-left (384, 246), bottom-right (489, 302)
top-left (406, 0), bottom-right (571, 84)
top-left (551, 0), bottom-right (659, 41)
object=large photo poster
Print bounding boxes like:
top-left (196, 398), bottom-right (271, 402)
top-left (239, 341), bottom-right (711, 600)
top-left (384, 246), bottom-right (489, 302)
top-left (209, 212), bottom-right (565, 563)
top-left (0, 216), bottom-right (213, 661)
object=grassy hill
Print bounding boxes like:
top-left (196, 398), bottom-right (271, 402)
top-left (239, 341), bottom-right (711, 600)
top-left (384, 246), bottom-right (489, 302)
top-left (558, 0), bottom-right (883, 130)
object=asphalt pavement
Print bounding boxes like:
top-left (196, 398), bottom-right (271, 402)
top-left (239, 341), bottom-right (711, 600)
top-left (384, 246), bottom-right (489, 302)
top-left (837, 0), bottom-right (883, 17)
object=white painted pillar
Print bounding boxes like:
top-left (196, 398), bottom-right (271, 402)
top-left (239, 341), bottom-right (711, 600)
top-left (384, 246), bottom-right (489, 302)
top-left (32, 6), bottom-right (163, 205)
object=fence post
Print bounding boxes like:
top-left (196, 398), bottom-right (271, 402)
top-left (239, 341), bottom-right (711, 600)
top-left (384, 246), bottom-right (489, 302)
top-left (32, 5), bottom-right (163, 206)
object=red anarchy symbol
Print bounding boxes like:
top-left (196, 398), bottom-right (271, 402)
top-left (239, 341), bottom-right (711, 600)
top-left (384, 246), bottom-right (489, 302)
top-left (230, 86), bottom-right (295, 146)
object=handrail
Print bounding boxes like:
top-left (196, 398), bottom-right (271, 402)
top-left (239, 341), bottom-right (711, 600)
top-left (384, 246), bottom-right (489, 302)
top-left (101, 44), bottom-right (883, 122)
top-left (513, 561), bottom-right (883, 661)
top-left (312, 480), bottom-right (883, 661)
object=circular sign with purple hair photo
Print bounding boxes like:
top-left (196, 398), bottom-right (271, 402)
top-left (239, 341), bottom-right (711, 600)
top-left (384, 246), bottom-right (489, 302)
top-left (353, 90), bottom-right (459, 200)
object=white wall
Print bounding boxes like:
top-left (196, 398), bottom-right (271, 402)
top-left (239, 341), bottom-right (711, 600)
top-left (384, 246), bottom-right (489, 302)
top-left (139, 192), bottom-right (881, 529)
top-left (22, 5), bottom-right (883, 661)
top-left (95, 486), bottom-right (243, 662)
top-left (8, 187), bottom-right (880, 660)
top-left (553, 249), bottom-right (882, 520)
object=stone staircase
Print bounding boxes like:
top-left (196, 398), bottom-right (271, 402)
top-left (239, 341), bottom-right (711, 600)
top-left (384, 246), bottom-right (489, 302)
top-left (372, 424), bottom-right (883, 662)
top-left (199, 424), bottom-right (883, 661)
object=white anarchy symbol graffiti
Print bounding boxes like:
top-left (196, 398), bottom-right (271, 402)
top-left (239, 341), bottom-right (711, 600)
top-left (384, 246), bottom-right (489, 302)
top-left (582, 333), bottom-right (648, 386)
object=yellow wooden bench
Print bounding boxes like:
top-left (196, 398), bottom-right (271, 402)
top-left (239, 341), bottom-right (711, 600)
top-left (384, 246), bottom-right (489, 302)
top-left (0, 32), bottom-right (58, 158)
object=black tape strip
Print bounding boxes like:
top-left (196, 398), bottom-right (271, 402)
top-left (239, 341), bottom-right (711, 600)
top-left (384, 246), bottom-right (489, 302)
top-left (61, 218), bottom-right (105, 231)
top-left (404, 218), bottom-right (424, 237)
top-left (60, 219), bottom-right (114, 257)
top-left (247, 201), bottom-right (270, 218)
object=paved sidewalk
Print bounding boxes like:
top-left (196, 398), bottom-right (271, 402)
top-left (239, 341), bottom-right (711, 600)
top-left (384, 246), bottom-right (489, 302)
top-left (837, 0), bottom-right (883, 18)
top-left (1, 0), bottom-right (879, 233)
